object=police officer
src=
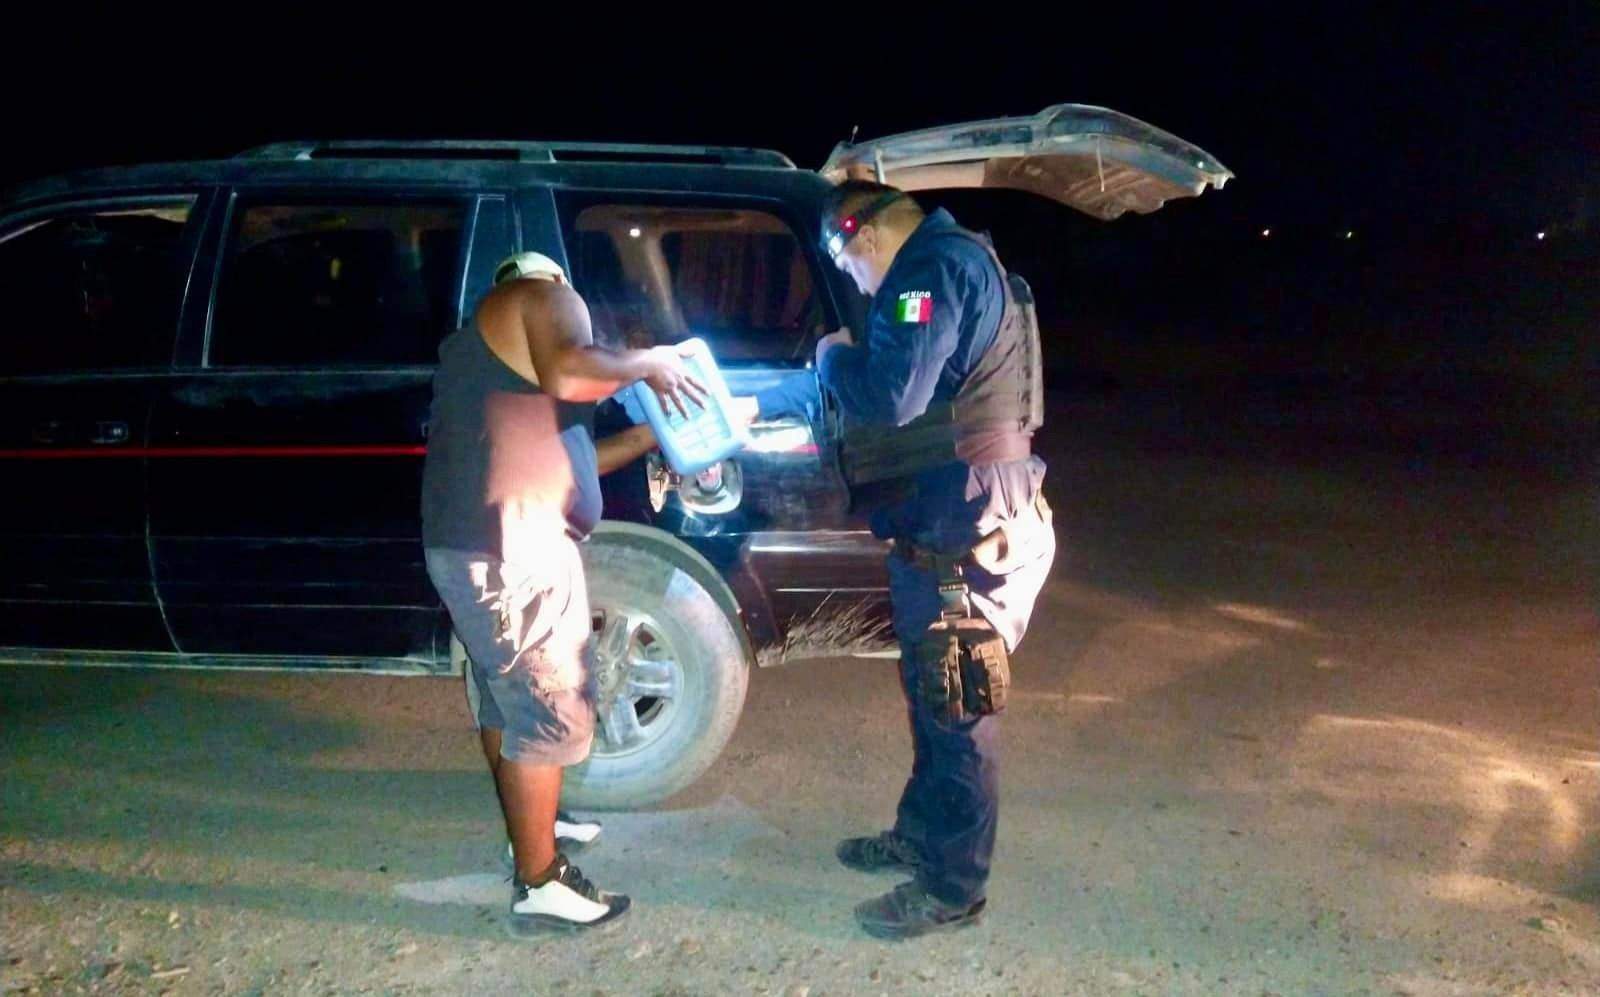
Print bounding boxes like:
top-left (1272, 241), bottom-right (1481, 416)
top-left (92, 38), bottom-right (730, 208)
top-left (755, 181), bottom-right (1056, 939)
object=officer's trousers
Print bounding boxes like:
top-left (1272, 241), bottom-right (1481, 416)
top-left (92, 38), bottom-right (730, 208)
top-left (877, 456), bottom-right (1054, 906)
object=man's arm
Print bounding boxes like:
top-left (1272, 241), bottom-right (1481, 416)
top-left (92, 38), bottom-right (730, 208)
top-left (594, 423), bottom-right (658, 476)
top-left (817, 257), bottom-right (964, 425)
top-left (523, 283), bottom-right (705, 417)
top-left (752, 373), bottom-right (820, 421)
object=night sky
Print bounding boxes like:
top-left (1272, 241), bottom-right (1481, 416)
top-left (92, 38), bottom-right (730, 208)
top-left (6, 10), bottom-right (1592, 229)
top-left (4, 8), bottom-right (1595, 412)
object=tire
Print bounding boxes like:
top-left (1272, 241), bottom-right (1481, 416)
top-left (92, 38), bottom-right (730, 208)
top-left (561, 538), bottom-right (750, 809)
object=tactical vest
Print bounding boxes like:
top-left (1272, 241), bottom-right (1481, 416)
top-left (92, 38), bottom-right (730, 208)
top-left (842, 230), bottom-right (1044, 484)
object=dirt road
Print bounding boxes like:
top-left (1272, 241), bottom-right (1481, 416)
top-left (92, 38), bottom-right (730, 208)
top-left (4, 405), bottom-right (1596, 995)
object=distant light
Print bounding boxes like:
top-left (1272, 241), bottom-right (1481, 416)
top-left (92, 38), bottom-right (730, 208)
top-left (1260, 228), bottom-right (1271, 238)
top-left (629, 227), bottom-right (642, 239)
top-left (1344, 230), bottom-right (1354, 240)
top-left (1536, 231), bottom-right (1546, 241)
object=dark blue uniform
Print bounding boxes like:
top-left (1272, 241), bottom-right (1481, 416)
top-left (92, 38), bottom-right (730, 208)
top-left (764, 209), bottom-right (1055, 908)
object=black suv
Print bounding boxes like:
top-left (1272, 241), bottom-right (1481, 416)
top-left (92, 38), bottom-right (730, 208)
top-left (0, 106), bottom-right (1228, 806)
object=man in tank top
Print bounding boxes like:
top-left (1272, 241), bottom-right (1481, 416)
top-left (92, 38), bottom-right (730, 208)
top-left (422, 251), bottom-right (709, 934)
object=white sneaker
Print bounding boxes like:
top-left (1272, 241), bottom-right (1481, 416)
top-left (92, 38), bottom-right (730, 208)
top-left (501, 811), bottom-right (603, 872)
top-left (509, 855), bottom-right (630, 933)
top-left (556, 810), bottom-right (603, 846)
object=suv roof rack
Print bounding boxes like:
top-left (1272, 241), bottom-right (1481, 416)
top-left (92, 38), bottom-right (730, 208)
top-left (234, 140), bottom-right (796, 169)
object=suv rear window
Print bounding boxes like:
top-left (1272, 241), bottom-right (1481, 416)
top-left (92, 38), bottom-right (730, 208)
top-left (567, 203), bottom-right (822, 362)
top-left (0, 201), bottom-right (194, 375)
top-left (208, 198), bottom-right (467, 367)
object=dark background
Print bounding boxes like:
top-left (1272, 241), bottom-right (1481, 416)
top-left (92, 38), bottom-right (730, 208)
top-left (5, 8), bottom-right (1595, 462)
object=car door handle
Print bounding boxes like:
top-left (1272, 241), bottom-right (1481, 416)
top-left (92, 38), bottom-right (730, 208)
top-left (90, 421), bottom-right (129, 445)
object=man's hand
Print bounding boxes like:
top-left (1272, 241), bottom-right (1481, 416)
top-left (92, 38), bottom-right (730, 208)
top-left (815, 327), bottom-right (854, 367)
top-left (642, 345), bottom-right (708, 420)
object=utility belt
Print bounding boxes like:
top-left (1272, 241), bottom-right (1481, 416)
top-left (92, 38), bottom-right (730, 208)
top-left (896, 536), bottom-right (1012, 724)
top-left (895, 490), bottom-right (1051, 578)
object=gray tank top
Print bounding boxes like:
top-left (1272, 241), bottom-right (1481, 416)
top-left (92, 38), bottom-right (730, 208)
top-left (421, 327), bottom-right (601, 558)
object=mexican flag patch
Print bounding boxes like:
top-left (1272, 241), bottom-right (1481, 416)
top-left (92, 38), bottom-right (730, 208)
top-left (896, 291), bottom-right (932, 323)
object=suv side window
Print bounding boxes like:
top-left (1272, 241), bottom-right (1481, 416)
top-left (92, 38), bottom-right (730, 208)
top-left (0, 200), bottom-right (195, 375)
top-left (564, 201), bottom-right (824, 362)
top-left (208, 196), bottom-right (468, 367)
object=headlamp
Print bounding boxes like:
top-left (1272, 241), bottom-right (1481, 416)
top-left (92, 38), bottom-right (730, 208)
top-left (822, 191), bottom-right (903, 261)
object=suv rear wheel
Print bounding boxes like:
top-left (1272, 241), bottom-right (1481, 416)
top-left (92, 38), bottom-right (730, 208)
top-left (456, 530), bottom-right (750, 808)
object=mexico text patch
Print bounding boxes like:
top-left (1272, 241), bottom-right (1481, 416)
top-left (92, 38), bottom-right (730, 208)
top-left (896, 291), bottom-right (932, 324)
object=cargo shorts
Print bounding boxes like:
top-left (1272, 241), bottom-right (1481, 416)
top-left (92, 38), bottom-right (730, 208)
top-left (425, 539), bottom-right (597, 766)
